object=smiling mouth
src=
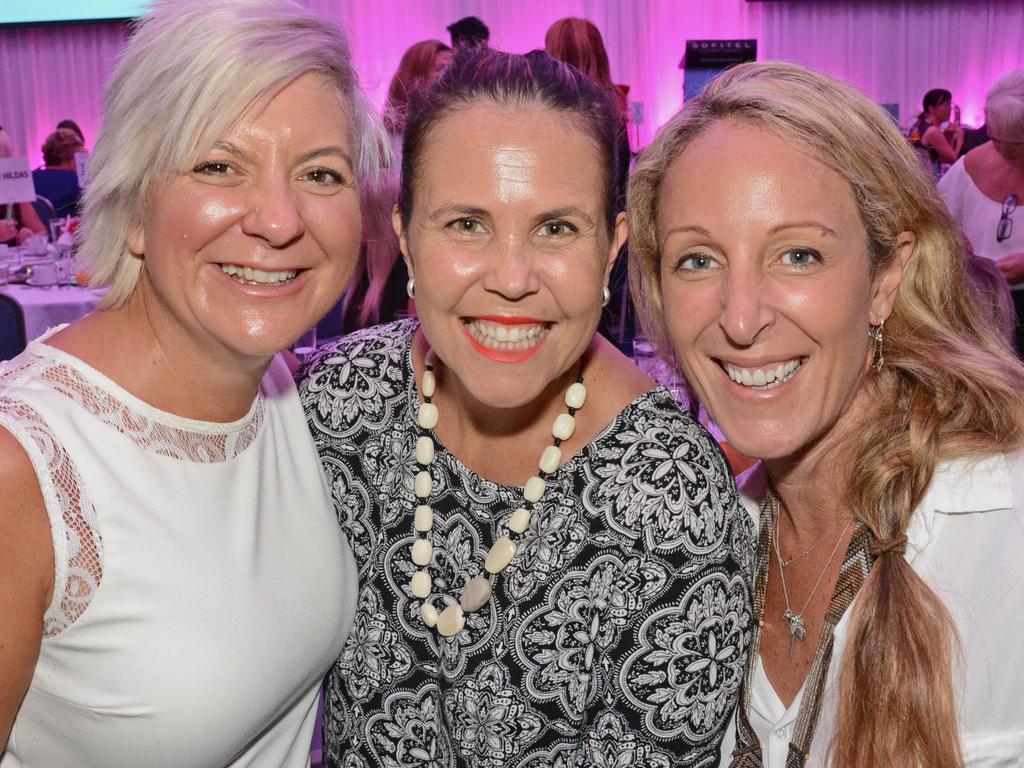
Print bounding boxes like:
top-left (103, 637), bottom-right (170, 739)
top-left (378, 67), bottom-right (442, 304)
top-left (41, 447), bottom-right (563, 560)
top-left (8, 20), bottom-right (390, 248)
top-left (462, 317), bottom-right (551, 352)
top-left (219, 263), bottom-right (299, 286)
top-left (721, 358), bottom-right (803, 390)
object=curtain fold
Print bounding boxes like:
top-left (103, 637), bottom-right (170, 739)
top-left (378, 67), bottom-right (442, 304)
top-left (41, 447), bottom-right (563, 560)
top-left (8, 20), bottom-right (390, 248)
top-left (1, 0), bottom-right (1021, 163)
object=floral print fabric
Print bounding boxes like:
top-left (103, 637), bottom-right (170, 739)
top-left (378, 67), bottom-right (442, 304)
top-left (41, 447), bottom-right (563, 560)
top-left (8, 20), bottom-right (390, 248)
top-left (299, 321), bottom-right (754, 768)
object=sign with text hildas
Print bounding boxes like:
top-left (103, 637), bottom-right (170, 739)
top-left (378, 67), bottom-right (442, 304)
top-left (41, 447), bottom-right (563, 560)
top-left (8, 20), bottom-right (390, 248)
top-left (0, 157), bottom-right (36, 204)
top-left (680, 40), bottom-right (757, 102)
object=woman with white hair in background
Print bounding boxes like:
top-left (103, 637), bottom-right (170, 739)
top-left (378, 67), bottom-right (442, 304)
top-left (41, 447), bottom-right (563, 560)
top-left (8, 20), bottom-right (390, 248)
top-left (0, 0), bottom-right (381, 764)
top-left (939, 70), bottom-right (1024, 286)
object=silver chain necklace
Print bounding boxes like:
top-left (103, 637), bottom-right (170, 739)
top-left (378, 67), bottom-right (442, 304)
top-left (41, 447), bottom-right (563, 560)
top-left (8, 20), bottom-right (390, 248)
top-left (768, 489), bottom-right (854, 660)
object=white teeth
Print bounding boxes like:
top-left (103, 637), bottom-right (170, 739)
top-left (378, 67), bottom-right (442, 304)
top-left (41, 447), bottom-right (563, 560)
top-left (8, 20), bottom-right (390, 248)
top-left (724, 359), bottom-right (802, 390)
top-left (464, 319), bottom-right (550, 351)
top-left (219, 263), bottom-right (298, 285)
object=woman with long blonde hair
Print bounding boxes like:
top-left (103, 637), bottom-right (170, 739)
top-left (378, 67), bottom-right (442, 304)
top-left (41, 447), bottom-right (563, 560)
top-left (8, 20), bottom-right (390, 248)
top-left (630, 61), bottom-right (1024, 767)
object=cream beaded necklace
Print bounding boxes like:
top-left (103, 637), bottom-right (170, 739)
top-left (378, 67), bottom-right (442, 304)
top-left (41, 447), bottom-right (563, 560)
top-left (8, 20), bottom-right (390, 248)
top-left (409, 351), bottom-right (587, 637)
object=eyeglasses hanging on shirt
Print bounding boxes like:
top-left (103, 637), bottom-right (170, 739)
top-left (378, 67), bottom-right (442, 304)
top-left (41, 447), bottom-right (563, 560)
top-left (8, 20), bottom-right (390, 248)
top-left (997, 193), bottom-right (1017, 243)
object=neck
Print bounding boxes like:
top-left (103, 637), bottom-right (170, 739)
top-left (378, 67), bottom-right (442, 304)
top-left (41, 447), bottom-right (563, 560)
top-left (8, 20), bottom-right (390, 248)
top-left (762, 390), bottom-right (872, 538)
top-left (52, 283), bottom-right (269, 422)
top-left (412, 329), bottom-right (590, 479)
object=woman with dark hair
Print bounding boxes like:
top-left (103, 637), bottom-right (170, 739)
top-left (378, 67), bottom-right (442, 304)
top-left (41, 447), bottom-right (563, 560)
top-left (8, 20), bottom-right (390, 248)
top-left (544, 17), bottom-right (629, 207)
top-left (909, 87), bottom-right (964, 177)
top-left (300, 45), bottom-right (752, 768)
top-left (33, 128), bottom-right (84, 217)
top-left (383, 39), bottom-right (452, 162)
top-left (56, 119), bottom-right (85, 146)
top-left (630, 61), bottom-right (1024, 767)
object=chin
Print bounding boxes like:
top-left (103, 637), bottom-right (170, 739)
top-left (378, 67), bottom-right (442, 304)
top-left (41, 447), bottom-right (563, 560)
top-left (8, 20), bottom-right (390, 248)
top-left (708, 415), bottom-right (803, 462)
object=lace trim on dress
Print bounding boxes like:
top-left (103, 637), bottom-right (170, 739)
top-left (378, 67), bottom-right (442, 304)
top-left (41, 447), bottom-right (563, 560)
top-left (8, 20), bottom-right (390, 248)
top-left (31, 342), bottom-right (265, 463)
top-left (0, 395), bottom-right (104, 637)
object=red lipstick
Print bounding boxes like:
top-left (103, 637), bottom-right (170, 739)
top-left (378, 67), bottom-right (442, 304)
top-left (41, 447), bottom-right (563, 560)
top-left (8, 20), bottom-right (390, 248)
top-left (460, 318), bottom-right (549, 363)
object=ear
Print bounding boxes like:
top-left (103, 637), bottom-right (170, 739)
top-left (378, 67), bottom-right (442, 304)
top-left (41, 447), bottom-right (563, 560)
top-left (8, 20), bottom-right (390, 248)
top-left (127, 219), bottom-right (145, 256)
top-left (392, 205), bottom-right (413, 276)
top-left (603, 211), bottom-right (628, 284)
top-left (869, 231), bottom-right (914, 324)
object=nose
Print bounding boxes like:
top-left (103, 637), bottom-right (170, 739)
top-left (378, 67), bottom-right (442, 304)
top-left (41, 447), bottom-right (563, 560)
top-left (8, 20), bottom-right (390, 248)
top-left (718, 264), bottom-right (773, 346)
top-left (240, 176), bottom-right (305, 247)
top-left (480, 236), bottom-right (540, 300)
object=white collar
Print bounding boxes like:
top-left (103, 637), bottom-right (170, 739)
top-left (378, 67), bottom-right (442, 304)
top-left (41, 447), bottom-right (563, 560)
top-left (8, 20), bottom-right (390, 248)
top-left (736, 452), bottom-right (1014, 562)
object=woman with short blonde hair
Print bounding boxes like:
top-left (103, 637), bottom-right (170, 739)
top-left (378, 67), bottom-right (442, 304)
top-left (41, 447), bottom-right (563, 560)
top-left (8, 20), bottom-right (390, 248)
top-left (0, 0), bottom-right (383, 764)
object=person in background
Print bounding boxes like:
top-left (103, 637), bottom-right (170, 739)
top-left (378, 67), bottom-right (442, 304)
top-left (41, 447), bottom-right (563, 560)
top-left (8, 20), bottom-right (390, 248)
top-left (545, 17), bottom-right (634, 348)
top-left (939, 70), bottom-right (1024, 353)
top-left (56, 119), bottom-right (85, 147)
top-left (908, 87), bottom-right (964, 177)
top-left (0, 0), bottom-right (380, 764)
top-left (966, 253), bottom-right (1017, 348)
top-left (0, 127), bottom-right (45, 244)
top-left (0, 126), bottom-right (13, 157)
top-left (630, 60), bottom-right (1024, 767)
top-left (446, 15), bottom-right (489, 48)
top-left (338, 169), bottom-right (408, 333)
top-left (544, 17), bottom-right (630, 206)
top-left (939, 70), bottom-right (1024, 284)
top-left (383, 39), bottom-right (452, 164)
top-left (300, 45), bottom-right (751, 768)
top-left (32, 128), bottom-right (84, 218)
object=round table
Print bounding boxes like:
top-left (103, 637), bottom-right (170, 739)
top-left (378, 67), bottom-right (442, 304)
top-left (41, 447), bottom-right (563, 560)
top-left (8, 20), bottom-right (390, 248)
top-left (1, 283), bottom-right (106, 341)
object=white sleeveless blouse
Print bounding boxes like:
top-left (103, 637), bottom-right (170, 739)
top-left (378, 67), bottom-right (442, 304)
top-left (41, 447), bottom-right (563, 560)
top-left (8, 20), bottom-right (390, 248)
top-left (0, 333), bottom-right (356, 768)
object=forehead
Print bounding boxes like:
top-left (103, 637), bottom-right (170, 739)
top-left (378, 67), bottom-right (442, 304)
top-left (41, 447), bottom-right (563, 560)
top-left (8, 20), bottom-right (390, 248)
top-left (658, 119), bottom-right (863, 235)
top-left (412, 101), bottom-right (604, 208)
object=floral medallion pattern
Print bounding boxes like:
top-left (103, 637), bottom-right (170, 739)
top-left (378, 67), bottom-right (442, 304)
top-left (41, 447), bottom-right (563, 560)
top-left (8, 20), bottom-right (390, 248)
top-left (622, 572), bottom-right (752, 742)
top-left (300, 322), bottom-right (754, 768)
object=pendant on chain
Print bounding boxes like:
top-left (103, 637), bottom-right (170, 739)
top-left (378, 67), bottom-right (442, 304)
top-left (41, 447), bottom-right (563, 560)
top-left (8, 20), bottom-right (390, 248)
top-left (783, 609), bottom-right (806, 660)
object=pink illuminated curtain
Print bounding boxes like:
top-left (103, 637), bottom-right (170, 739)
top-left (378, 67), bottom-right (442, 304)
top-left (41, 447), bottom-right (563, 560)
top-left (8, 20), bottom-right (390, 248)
top-left (1, 0), bottom-right (1022, 163)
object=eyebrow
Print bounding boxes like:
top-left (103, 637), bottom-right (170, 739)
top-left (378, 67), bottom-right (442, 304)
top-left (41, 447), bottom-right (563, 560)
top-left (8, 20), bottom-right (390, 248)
top-left (209, 141), bottom-right (354, 170)
top-left (296, 145), bottom-right (354, 170)
top-left (428, 205), bottom-right (490, 220)
top-left (538, 206), bottom-right (595, 226)
top-left (662, 224), bottom-right (712, 239)
top-left (767, 221), bottom-right (839, 238)
top-left (662, 221), bottom-right (838, 240)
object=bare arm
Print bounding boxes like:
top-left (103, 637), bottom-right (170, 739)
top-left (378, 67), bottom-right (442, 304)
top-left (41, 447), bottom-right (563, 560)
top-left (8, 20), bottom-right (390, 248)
top-left (997, 252), bottom-right (1024, 285)
top-left (923, 125), bottom-right (963, 165)
top-left (0, 427), bottom-right (55, 752)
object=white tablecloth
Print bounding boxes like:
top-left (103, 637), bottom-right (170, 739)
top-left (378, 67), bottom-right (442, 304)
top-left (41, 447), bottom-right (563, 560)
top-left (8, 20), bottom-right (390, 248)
top-left (1, 283), bottom-right (106, 341)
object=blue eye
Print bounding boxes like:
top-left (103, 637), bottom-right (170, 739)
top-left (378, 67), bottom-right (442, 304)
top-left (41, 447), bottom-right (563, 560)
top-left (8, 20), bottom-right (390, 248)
top-left (675, 253), bottom-right (716, 272)
top-left (781, 248), bottom-right (822, 267)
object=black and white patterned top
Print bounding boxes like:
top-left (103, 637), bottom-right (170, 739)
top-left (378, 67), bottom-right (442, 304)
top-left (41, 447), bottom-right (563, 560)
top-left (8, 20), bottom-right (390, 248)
top-left (298, 321), bottom-right (755, 768)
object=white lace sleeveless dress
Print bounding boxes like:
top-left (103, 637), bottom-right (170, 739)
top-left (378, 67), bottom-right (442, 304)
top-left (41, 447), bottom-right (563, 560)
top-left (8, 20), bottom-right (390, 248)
top-left (0, 331), bottom-right (357, 768)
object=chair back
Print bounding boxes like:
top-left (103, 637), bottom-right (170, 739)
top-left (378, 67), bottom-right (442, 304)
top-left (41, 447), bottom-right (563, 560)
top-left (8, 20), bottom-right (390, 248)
top-left (32, 195), bottom-right (56, 232)
top-left (0, 293), bottom-right (27, 360)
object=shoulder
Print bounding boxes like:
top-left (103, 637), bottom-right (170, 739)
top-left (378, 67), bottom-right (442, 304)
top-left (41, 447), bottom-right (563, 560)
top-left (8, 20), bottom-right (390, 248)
top-left (296, 320), bottom-right (415, 436)
top-left (0, 418), bottom-right (56, 618)
top-left (595, 387), bottom-right (735, 490)
top-left (298, 320), bottom-right (413, 382)
top-left (938, 156), bottom-right (968, 187)
top-left (583, 388), bottom-right (749, 554)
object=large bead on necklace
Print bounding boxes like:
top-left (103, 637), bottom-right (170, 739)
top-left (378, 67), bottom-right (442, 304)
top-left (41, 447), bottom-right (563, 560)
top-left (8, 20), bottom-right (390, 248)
top-left (460, 575), bottom-right (492, 612)
top-left (436, 603), bottom-right (465, 636)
